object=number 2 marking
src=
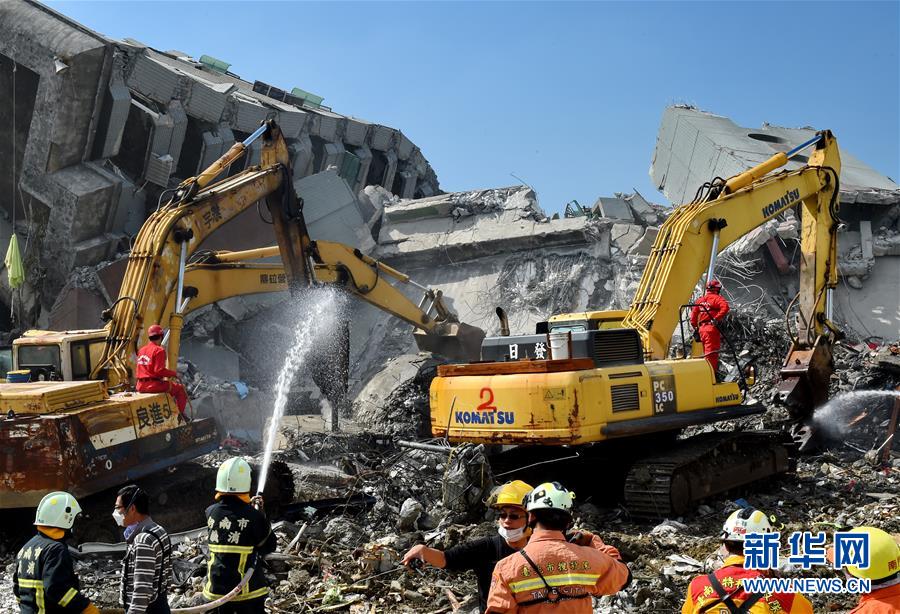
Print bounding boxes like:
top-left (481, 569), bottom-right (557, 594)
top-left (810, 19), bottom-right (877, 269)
top-left (477, 387), bottom-right (497, 411)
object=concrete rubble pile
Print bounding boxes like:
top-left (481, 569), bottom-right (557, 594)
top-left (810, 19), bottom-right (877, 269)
top-left (2, 412), bottom-right (897, 613)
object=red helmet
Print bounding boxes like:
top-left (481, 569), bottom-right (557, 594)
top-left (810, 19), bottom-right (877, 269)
top-left (147, 324), bottom-right (164, 338)
top-left (707, 279), bottom-right (722, 292)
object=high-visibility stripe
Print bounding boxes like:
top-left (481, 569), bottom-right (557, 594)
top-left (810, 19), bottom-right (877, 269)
top-left (202, 586), bottom-right (268, 602)
top-left (509, 572), bottom-right (601, 593)
top-left (208, 544), bottom-right (254, 554)
top-left (17, 579), bottom-right (45, 614)
top-left (59, 587), bottom-right (79, 606)
top-left (238, 553), bottom-right (249, 597)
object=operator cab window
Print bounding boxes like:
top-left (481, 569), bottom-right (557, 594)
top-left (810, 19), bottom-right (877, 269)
top-left (548, 323), bottom-right (588, 333)
top-left (71, 341), bottom-right (92, 380)
top-left (17, 345), bottom-right (62, 379)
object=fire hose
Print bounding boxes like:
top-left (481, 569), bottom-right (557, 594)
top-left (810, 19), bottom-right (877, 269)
top-left (170, 566), bottom-right (255, 613)
top-left (98, 567), bottom-right (255, 614)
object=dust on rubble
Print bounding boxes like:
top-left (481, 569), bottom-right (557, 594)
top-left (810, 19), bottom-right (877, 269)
top-left (1, 321), bottom-right (897, 614)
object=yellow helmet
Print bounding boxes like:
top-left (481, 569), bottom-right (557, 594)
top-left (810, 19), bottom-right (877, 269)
top-left (487, 480), bottom-right (533, 509)
top-left (842, 527), bottom-right (900, 582)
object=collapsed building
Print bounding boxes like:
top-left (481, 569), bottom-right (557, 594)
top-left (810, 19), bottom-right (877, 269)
top-left (2, 3), bottom-right (898, 442)
top-left (1, 5), bottom-right (899, 614)
top-left (0, 0), bottom-right (437, 330)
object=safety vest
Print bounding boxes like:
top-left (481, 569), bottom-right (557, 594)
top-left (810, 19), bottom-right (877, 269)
top-left (203, 497), bottom-right (276, 603)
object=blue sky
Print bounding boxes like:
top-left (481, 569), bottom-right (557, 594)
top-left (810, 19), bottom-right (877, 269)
top-left (48, 1), bottom-right (899, 214)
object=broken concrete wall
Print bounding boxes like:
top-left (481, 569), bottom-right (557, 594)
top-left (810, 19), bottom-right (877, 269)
top-left (345, 186), bottom-right (655, 392)
top-left (0, 0), bottom-right (440, 331)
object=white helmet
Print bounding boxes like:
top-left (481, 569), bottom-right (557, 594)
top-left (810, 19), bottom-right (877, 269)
top-left (34, 491), bottom-right (82, 529)
top-left (216, 457), bottom-right (252, 494)
top-left (524, 482), bottom-right (575, 513)
top-left (722, 507), bottom-right (773, 542)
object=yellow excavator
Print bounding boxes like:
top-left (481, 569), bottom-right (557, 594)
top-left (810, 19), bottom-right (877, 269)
top-left (431, 131), bottom-right (843, 516)
top-left (0, 120), bottom-right (483, 512)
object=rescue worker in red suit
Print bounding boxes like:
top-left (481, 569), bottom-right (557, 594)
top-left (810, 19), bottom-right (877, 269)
top-left (690, 279), bottom-right (730, 374)
top-left (136, 324), bottom-right (188, 416)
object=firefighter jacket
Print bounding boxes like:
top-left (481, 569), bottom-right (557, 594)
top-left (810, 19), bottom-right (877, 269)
top-left (681, 555), bottom-right (813, 614)
top-left (485, 529), bottom-right (630, 613)
top-left (848, 582), bottom-right (900, 613)
top-left (136, 343), bottom-right (178, 382)
top-left (203, 496), bottom-right (277, 603)
top-left (690, 292), bottom-right (730, 328)
top-left (13, 530), bottom-right (91, 613)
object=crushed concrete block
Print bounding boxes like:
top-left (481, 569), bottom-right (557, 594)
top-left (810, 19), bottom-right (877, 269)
top-left (295, 169), bottom-right (376, 253)
top-left (628, 226), bottom-right (659, 256)
top-left (839, 258), bottom-right (872, 278)
top-left (96, 258), bottom-right (128, 302)
top-left (73, 234), bottom-right (120, 267)
top-left (626, 191), bottom-right (659, 226)
top-left (397, 498), bottom-right (424, 532)
top-left (611, 223), bottom-right (644, 253)
top-left (873, 232), bottom-right (900, 257)
top-left (594, 196), bottom-right (636, 222)
top-left (846, 276), bottom-right (864, 289)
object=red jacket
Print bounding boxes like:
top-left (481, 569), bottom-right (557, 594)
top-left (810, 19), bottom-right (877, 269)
top-left (136, 343), bottom-right (178, 380)
top-left (848, 583), bottom-right (900, 613)
top-left (691, 292), bottom-right (730, 328)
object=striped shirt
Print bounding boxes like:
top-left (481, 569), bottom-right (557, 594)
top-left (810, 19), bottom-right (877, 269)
top-left (121, 518), bottom-right (173, 614)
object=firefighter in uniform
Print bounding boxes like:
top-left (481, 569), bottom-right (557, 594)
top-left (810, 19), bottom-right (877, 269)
top-left (203, 458), bottom-right (276, 613)
top-left (690, 279), bottom-right (730, 374)
top-left (13, 491), bottom-right (100, 614)
top-left (486, 482), bottom-right (630, 613)
top-left (135, 324), bottom-right (188, 415)
top-left (681, 508), bottom-right (813, 614)
top-left (830, 526), bottom-right (900, 613)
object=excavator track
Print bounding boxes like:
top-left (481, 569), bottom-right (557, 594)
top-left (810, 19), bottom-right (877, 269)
top-left (624, 431), bottom-right (790, 518)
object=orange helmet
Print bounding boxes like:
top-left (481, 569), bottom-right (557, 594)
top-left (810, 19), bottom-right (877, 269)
top-left (147, 324), bottom-right (164, 338)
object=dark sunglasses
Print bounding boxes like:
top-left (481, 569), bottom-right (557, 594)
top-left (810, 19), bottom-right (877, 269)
top-left (498, 511), bottom-right (524, 520)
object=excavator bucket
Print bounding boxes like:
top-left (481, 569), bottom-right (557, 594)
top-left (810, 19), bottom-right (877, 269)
top-left (414, 322), bottom-right (485, 363)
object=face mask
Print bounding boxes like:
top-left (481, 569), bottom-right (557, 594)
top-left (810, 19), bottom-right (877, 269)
top-left (112, 509), bottom-right (126, 527)
top-left (498, 525), bottom-right (526, 542)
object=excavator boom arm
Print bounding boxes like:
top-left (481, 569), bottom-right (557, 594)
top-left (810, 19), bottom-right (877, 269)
top-left (622, 131), bottom-right (841, 359)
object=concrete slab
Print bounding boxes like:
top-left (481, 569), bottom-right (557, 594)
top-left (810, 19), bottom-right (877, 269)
top-left (294, 170), bottom-right (376, 253)
top-left (594, 196), bottom-right (635, 222)
top-left (611, 223), bottom-right (644, 253)
top-left (651, 106), bottom-right (900, 207)
top-left (628, 226), bottom-right (659, 256)
top-left (860, 220), bottom-right (874, 260)
top-left (834, 256), bottom-right (900, 341)
top-left (48, 285), bottom-right (106, 330)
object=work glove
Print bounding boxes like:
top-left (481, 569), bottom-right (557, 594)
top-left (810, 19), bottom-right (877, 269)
top-left (566, 530), bottom-right (594, 547)
top-left (251, 494), bottom-right (265, 511)
top-left (692, 329), bottom-right (701, 342)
